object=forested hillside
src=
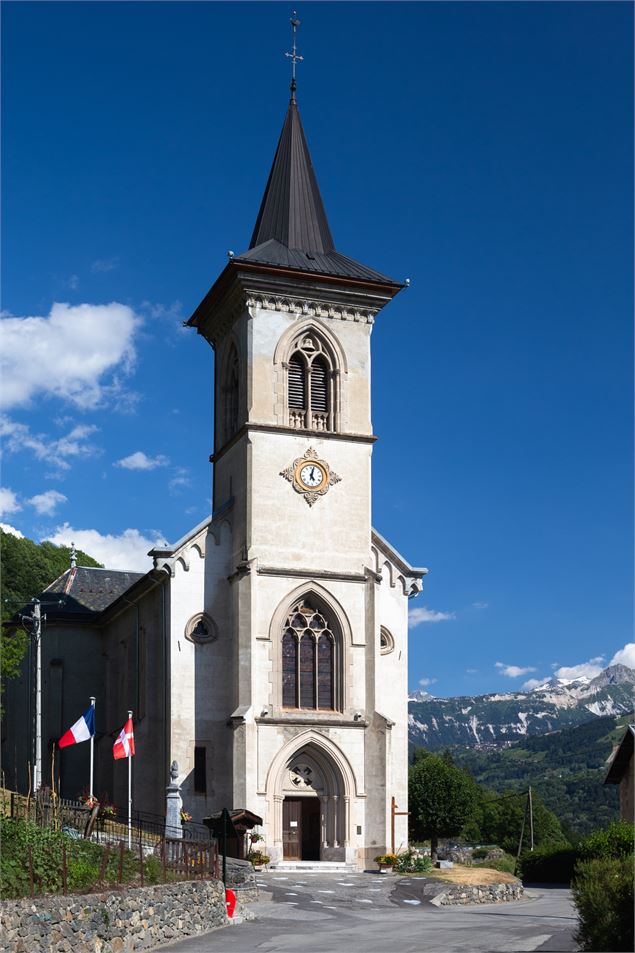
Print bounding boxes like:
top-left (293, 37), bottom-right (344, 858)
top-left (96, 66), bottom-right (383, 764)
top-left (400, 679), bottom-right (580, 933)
top-left (451, 713), bottom-right (631, 837)
top-left (0, 529), bottom-right (102, 698)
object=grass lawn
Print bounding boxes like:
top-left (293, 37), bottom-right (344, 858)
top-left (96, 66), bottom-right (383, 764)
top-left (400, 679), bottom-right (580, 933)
top-left (405, 865), bottom-right (520, 885)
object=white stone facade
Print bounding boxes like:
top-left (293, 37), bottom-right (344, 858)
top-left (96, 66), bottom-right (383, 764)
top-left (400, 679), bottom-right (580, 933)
top-left (152, 283), bottom-right (426, 866)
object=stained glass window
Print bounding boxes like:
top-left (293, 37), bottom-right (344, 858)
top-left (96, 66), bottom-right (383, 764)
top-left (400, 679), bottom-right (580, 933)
top-left (282, 631), bottom-right (298, 707)
top-left (281, 599), bottom-right (337, 711)
top-left (317, 634), bottom-right (333, 709)
top-left (300, 633), bottom-right (315, 708)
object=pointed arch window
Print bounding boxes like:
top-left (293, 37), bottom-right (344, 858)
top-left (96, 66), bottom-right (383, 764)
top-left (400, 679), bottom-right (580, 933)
top-left (287, 332), bottom-right (335, 432)
top-left (280, 598), bottom-right (339, 711)
top-left (221, 343), bottom-right (239, 444)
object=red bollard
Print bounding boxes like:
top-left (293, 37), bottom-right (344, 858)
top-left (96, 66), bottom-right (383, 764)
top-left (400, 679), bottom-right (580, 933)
top-left (225, 888), bottom-right (237, 919)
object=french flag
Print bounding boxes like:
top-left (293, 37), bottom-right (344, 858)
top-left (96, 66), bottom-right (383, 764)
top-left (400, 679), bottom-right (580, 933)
top-left (59, 705), bottom-right (95, 748)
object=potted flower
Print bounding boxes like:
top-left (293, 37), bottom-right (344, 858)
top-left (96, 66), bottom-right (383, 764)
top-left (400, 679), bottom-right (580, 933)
top-left (248, 850), bottom-right (270, 871)
top-left (374, 853), bottom-right (398, 873)
top-left (180, 810), bottom-right (193, 823)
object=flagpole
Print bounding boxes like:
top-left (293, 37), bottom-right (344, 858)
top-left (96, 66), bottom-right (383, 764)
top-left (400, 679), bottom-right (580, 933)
top-left (89, 697), bottom-right (96, 800)
top-left (128, 710), bottom-right (133, 850)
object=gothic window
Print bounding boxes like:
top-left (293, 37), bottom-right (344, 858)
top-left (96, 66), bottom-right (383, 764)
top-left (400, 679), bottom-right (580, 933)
top-left (380, 626), bottom-right (395, 655)
top-left (281, 599), bottom-right (339, 711)
top-left (287, 332), bottom-right (335, 432)
top-left (222, 343), bottom-right (239, 444)
top-left (185, 612), bottom-right (217, 645)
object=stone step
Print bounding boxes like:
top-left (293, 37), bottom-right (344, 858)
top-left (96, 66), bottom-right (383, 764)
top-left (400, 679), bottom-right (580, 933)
top-left (269, 861), bottom-right (359, 872)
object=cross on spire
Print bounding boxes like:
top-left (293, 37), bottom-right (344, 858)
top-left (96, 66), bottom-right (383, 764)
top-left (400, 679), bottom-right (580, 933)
top-left (285, 11), bottom-right (303, 102)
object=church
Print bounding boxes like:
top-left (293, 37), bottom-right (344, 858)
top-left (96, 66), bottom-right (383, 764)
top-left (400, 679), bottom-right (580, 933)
top-left (3, 60), bottom-right (427, 869)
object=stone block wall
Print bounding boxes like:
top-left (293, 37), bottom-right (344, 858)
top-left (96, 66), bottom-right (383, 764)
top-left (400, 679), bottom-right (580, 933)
top-left (0, 879), bottom-right (227, 953)
top-left (432, 881), bottom-right (524, 906)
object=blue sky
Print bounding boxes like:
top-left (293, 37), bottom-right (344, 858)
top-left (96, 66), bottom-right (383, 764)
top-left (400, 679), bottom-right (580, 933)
top-left (1, 2), bottom-right (633, 697)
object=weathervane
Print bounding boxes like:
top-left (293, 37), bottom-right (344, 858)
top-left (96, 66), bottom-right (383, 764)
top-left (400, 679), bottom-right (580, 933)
top-left (285, 11), bottom-right (303, 102)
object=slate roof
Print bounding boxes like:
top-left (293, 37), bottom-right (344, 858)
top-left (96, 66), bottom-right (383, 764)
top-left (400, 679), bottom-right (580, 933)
top-left (234, 100), bottom-right (400, 287)
top-left (605, 724), bottom-right (635, 785)
top-left (41, 566), bottom-right (144, 618)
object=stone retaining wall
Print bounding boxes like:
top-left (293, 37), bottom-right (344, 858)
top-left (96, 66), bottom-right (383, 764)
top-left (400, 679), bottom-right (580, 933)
top-left (0, 879), bottom-right (227, 953)
top-left (431, 881), bottom-right (524, 906)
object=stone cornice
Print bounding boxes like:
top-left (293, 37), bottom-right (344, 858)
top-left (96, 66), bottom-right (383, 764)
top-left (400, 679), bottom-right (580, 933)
top-left (256, 565), bottom-right (369, 583)
top-left (187, 261), bottom-right (396, 348)
top-left (245, 292), bottom-right (377, 325)
top-left (255, 715), bottom-right (369, 729)
top-left (210, 422), bottom-right (376, 464)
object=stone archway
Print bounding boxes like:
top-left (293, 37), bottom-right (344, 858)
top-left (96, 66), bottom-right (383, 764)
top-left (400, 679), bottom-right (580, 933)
top-left (266, 732), bottom-right (355, 863)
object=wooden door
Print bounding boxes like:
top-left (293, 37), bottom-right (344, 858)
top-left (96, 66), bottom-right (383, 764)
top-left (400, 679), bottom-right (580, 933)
top-left (283, 798), bottom-right (302, 859)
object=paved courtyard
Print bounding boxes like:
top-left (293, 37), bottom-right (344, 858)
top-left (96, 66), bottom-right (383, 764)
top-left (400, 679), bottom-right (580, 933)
top-left (165, 871), bottom-right (577, 953)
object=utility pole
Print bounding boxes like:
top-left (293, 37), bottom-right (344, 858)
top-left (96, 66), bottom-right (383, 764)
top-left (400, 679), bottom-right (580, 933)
top-left (6, 593), bottom-right (65, 794)
top-left (528, 786), bottom-right (534, 851)
top-left (31, 601), bottom-right (42, 792)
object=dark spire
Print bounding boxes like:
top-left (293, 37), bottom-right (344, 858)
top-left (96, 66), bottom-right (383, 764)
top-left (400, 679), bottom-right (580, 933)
top-left (231, 11), bottom-right (401, 287)
top-left (249, 101), bottom-right (335, 255)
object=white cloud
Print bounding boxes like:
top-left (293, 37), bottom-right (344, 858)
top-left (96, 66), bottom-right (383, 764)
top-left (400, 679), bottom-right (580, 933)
top-left (495, 661), bottom-right (537, 678)
top-left (45, 524), bottom-right (168, 572)
top-left (466, 668), bottom-right (478, 675)
top-left (522, 678), bottom-right (544, 691)
top-left (409, 606), bottom-right (456, 626)
top-left (553, 656), bottom-right (605, 681)
top-left (28, 490), bottom-right (67, 515)
top-left (0, 522), bottom-right (24, 538)
top-left (0, 487), bottom-right (21, 516)
top-left (169, 467), bottom-right (191, 493)
top-left (1, 417), bottom-right (100, 472)
top-left (0, 302), bottom-right (138, 410)
top-left (418, 677), bottom-right (437, 688)
top-left (115, 451), bottom-right (169, 471)
top-left (609, 643), bottom-right (635, 670)
top-left (91, 257), bottom-right (119, 273)
top-left (472, 601), bottom-right (488, 609)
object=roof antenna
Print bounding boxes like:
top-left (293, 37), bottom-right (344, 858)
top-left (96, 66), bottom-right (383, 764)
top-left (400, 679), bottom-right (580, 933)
top-left (70, 541), bottom-right (77, 569)
top-left (285, 11), bottom-right (303, 103)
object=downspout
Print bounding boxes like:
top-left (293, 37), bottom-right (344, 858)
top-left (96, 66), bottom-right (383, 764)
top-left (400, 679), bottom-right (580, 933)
top-left (120, 596), bottom-right (140, 716)
top-left (154, 568), bottom-right (171, 790)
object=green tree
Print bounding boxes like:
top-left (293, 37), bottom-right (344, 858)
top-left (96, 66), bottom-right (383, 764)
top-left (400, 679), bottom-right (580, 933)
top-left (0, 530), bottom-right (102, 708)
top-left (409, 750), bottom-right (478, 861)
top-left (478, 787), bottom-right (568, 854)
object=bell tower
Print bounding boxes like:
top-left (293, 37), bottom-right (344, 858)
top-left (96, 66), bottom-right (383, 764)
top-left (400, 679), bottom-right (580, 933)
top-left (182, 19), bottom-right (423, 865)
top-left (187, 89), bottom-right (403, 577)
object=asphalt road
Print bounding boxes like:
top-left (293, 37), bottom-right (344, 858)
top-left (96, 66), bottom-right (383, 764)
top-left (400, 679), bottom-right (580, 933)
top-left (164, 872), bottom-right (578, 953)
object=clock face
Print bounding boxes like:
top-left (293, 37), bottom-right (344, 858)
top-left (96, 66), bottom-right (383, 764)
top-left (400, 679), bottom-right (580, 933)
top-left (299, 463), bottom-right (324, 488)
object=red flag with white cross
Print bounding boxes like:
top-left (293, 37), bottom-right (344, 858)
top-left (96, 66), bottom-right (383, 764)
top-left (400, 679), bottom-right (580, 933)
top-left (113, 717), bottom-right (135, 760)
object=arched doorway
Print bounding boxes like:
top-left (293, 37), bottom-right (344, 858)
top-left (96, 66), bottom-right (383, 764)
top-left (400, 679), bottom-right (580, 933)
top-left (267, 734), bottom-right (354, 863)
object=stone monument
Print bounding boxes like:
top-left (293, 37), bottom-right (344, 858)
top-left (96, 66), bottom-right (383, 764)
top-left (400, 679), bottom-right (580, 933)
top-left (165, 760), bottom-right (183, 839)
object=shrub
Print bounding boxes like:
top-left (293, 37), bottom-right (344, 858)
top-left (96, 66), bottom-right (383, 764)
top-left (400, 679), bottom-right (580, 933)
top-left (144, 855), bottom-right (163, 885)
top-left (394, 849), bottom-right (433, 874)
top-left (473, 852), bottom-right (516, 875)
top-left (520, 821), bottom-right (635, 886)
top-left (519, 845), bottom-right (579, 884)
top-left (572, 856), bottom-right (634, 952)
top-left (578, 821), bottom-right (634, 862)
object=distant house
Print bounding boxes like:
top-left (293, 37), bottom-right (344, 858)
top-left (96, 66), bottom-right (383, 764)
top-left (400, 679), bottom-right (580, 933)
top-left (604, 725), bottom-right (634, 822)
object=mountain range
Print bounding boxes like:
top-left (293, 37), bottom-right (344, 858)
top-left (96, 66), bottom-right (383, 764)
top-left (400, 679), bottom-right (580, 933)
top-left (408, 664), bottom-right (635, 750)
